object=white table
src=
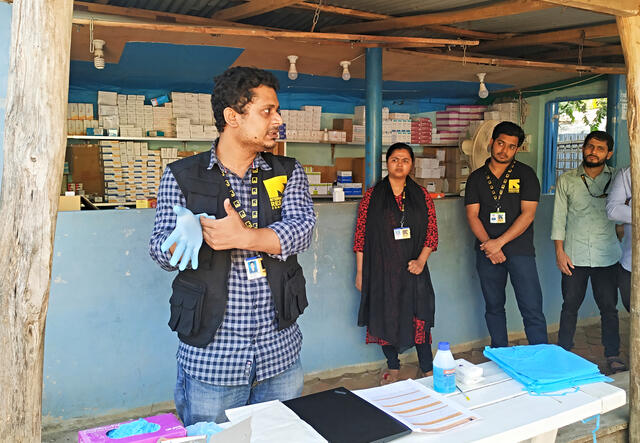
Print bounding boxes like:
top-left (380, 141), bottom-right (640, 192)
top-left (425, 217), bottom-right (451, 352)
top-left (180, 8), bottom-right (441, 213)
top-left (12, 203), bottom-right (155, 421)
top-left (396, 361), bottom-right (626, 443)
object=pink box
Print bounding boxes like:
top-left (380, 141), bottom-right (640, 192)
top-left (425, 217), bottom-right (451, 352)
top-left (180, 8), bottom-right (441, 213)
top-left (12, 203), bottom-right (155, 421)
top-left (78, 413), bottom-right (186, 443)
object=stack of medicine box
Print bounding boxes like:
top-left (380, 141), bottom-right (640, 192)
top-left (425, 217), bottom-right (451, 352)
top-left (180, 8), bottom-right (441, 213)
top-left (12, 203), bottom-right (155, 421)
top-left (280, 106), bottom-right (323, 142)
top-left (411, 117), bottom-right (432, 144)
top-left (435, 105), bottom-right (486, 144)
top-left (176, 118), bottom-right (192, 139)
top-left (67, 103), bottom-right (99, 136)
top-left (171, 92), bottom-right (200, 124)
top-left (388, 113), bottom-right (412, 144)
top-left (98, 91), bottom-right (119, 135)
top-left (422, 146), bottom-right (470, 194)
top-left (304, 167), bottom-right (331, 196)
top-left (153, 103), bottom-right (175, 137)
top-left (483, 102), bottom-right (519, 124)
top-left (101, 140), bottom-right (126, 202)
top-left (118, 94), bottom-right (146, 137)
top-left (336, 170), bottom-right (362, 196)
top-left (412, 156), bottom-right (445, 193)
top-left (197, 93), bottom-right (214, 125)
top-left (161, 147), bottom-right (180, 171)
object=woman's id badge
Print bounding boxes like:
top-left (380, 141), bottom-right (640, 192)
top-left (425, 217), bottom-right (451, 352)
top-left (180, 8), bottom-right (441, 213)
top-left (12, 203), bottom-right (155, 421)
top-left (393, 227), bottom-right (411, 240)
top-left (245, 256), bottom-right (267, 280)
top-left (490, 212), bottom-right (506, 224)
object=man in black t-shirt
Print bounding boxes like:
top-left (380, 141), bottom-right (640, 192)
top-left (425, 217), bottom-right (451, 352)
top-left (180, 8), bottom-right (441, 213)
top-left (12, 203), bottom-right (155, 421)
top-left (464, 122), bottom-right (548, 348)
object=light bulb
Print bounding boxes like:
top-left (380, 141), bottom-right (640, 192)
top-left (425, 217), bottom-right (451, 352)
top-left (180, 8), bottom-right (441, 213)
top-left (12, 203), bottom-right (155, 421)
top-left (478, 82), bottom-right (489, 99)
top-left (477, 72), bottom-right (488, 98)
top-left (287, 55), bottom-right (298, 81)
top-left (92, 39), bottom-right (106, 70)
top-left (340, 61), bottom-right (351, 81)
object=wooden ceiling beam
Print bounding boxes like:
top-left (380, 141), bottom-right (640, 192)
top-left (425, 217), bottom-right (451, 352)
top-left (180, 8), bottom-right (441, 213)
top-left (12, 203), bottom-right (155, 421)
top-left (536, 45), bottom-right (623, 60)
top-left (541, 0), bottom-right (640, 16)
top-left (390, 48), bottom-right (625, 74)
top-left (478, 22), bottom-right (619, 51)
top-left (322, 0), bottom-right (554, 34)
top-left (289, 2), bottom-right (506, 40)
top-left (73, 1), bottom-right (254, 27)
top-left (289, 2), bottom-right (389, 20)
top-left (212, 0), bottom-right (300, 21)
top-left (71, 18), bottom-right (479, 48)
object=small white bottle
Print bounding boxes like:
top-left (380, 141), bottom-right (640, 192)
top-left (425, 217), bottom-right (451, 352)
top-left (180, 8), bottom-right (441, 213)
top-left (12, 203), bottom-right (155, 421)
top-left (322, 128), bottom-right (329, 142)
top-left (433, 341), bottom-right (456, 393)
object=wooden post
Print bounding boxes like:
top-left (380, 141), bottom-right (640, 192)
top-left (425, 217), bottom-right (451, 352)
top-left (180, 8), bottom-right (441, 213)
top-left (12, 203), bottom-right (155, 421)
top-left (617, 14), bottom-right (640, 442)
top-left (0, 0), bottom-right (74, 440)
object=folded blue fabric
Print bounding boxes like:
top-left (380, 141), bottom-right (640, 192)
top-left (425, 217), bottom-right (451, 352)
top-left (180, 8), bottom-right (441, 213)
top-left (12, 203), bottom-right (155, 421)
top-left (484, 344), bottom-right (612, 394)
top-left (107, 418), bottom-right (160, 439)
top-left (186, 422), bottom-right (224, 442)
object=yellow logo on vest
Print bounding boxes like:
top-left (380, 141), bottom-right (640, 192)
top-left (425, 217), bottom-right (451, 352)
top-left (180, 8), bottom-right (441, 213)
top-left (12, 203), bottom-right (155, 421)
top-left (263, 175), bottom-right (288, 210)
top-left (508, 179), bottom-right (520, 193)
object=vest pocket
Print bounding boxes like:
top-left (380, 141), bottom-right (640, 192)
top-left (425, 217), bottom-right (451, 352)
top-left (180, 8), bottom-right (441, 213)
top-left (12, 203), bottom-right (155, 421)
top-left (283, 266), bottom-right (308, 320)
top-left (169, 276), bottom-right (206, 337)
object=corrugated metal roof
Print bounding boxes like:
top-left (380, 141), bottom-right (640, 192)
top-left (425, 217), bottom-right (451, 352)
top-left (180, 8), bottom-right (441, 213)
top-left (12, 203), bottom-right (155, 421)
top-left (465, 7), bottom-right (613, 33)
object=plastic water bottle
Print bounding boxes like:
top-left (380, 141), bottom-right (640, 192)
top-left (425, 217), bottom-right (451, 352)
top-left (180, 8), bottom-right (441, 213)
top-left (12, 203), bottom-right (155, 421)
top-left (433, 341), bottom-right (456, 393)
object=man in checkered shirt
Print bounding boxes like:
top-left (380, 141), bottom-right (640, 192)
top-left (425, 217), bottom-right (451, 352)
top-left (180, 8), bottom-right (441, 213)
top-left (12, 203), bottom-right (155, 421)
top-left (150, 67), bottom-right (316, 425)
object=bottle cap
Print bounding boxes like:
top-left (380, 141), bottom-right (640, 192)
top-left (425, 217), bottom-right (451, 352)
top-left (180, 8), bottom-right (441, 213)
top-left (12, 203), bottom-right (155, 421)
top-left (438, 341), bottom-right (450, 351)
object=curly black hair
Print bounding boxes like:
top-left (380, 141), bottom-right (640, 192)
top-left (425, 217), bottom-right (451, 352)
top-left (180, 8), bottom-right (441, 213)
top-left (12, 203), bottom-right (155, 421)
top-left (211, 66), bottom-right (280, 133)
top-left (491, 121), bottom-right (525, 147)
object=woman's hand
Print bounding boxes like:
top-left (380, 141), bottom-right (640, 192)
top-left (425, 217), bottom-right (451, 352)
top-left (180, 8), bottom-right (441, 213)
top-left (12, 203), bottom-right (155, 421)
top-left (355, 271), bottom-right (362, 291)
top-left (407, 258), bottom-right (426, 275)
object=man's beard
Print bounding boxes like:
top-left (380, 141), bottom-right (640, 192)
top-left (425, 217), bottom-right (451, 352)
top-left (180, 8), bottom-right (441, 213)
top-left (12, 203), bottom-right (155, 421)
top-left (491, 153), bottom-right (512, 164)
top-left (583, 155), bottom-right (606, 168)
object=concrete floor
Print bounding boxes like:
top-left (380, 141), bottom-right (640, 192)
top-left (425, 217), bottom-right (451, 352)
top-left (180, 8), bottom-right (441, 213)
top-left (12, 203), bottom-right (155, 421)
top-left (42, 317), bottom-right (630, 442)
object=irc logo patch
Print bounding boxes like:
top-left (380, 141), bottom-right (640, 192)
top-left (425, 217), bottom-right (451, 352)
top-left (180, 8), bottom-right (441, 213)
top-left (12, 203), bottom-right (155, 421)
top-left (508, 179), bottom-right (520, 193)
top-left (263, 175), bottom-right (288, 210)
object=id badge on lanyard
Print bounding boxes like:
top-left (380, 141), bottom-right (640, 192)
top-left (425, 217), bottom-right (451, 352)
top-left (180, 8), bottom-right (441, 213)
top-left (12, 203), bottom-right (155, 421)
top-left (490, 211), bottom-right (506, 224)
top-left (245, 256), bottom-right (267, 280)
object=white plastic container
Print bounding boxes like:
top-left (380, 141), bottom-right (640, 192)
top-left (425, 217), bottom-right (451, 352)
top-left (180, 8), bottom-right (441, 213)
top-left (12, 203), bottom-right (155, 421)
top-left (433, 341), bottom-right (456, 393)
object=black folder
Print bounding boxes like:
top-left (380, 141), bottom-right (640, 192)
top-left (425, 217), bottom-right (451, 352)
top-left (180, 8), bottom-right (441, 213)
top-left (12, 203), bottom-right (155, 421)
top-left (283, 386), bottom-right (411, 443)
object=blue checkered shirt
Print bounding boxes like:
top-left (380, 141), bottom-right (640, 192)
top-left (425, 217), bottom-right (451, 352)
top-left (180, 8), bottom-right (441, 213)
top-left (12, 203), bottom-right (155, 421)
top-left (149, 143), bottom-right (316, 386)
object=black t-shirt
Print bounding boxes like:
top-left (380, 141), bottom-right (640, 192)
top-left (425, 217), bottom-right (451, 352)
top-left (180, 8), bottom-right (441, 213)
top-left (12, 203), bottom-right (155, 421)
top-left (464, 160), bottom-right (540, 256)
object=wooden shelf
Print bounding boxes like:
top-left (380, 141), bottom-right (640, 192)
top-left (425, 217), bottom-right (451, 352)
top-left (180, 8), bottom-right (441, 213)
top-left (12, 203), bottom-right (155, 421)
top-left (67, 135), bottom-right (214, 142)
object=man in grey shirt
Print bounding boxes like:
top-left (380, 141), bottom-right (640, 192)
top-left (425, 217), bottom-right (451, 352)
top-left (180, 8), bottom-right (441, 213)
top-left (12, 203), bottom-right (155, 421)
top-left (551, 131), bottom-right (624, 373)
top-left (606, 166), bottom-right (632, 312)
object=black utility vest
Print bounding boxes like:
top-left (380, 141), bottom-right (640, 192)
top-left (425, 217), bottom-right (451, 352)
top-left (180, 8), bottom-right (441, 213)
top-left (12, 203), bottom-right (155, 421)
top-left (167, 151), bottom-right (308, 348)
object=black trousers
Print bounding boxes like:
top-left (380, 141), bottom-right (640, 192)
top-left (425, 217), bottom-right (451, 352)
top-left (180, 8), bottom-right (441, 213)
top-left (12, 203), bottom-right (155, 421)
top-left (382, 343), bottom-right (433, 373)
top-left (558, 264), bottom-right (620, 357)
top-left (618, 263), bottom-right (631, 313)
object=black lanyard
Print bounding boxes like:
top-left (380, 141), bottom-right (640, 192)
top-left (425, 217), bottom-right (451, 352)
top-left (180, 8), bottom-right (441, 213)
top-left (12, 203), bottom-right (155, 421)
top-left (219, 165), bottom-right (259, 228)
top-left (485, 161), bottom-right (515, 211)
top-left (398, 187), bottom-right (407, 227)
top-left (580, 173), bottom-right (611, 198)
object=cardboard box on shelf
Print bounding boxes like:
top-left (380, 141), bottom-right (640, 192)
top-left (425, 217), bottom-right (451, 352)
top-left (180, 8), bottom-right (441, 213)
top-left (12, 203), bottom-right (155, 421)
top-left (332, 118), bottom-right (353, 142)
top-left (444, 162), bottom-right (470, 178)
top-left (413, 178), bottom-right (444, 193)
top-left (58, 195), bottom-right (81, 211)
top-left (65, 144), bottom-right (104, 195)
top-left (444, 177), bottom-right (468, 194)
top-left (422, 146), bottom-right (466, 164)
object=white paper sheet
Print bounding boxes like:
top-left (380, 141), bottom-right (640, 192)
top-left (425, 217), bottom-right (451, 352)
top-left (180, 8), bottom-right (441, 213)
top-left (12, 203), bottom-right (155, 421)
top-left (355, 379), bottom-right (481, 433)
top-left (225, 400), bottom-right (327, 443)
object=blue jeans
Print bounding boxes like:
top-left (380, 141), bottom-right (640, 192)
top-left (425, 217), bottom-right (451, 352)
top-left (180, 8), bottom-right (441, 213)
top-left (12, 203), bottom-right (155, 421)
top-left (476, 251), bottom-right (548, 348)
top-left (174, 358), bottom-right (303, 425)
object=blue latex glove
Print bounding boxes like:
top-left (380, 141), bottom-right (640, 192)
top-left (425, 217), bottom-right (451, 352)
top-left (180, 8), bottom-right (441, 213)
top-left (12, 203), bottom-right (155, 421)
top-left (107, 418), bottom-right (160, 439)
top-left (186, 421), bottom-right (224, 442)
top-left (161, 205), bottom-right (211, 271)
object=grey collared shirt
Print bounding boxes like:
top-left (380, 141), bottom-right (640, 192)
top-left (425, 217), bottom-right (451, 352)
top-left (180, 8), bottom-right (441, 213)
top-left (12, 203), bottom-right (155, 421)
top-left (551, 163), bottom-right (621, 267)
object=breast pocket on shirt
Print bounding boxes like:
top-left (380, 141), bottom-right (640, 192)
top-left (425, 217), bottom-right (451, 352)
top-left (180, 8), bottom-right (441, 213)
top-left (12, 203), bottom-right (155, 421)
top-left (283, 265), bottom-right (308, 321)
top-left (169, 275), bottom-right (206, 337)
top-left (186, 190), bottom-right (219, 217)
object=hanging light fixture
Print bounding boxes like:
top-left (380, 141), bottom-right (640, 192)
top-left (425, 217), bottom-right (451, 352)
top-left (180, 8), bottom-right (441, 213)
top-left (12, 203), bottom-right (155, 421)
top-left (89, 19), bottom-right (106, 70)
top-left (477, 72), bottom-right (489, 99)
top-left (287, 55), bottom-right (299, 80)
top-left (340, 60), bottom-right (351, 81)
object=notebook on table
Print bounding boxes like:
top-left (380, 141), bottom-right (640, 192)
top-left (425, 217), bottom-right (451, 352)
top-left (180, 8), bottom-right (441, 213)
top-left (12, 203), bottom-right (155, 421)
top-left (283, 386), bottom-right (411, 443)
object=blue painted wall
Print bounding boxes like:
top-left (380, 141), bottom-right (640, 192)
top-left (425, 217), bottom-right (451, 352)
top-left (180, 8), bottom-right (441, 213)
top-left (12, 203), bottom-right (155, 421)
top-left (43, 196), bottom-right (606, 422)
top-left (0, 3), bottom-right (11, 183)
